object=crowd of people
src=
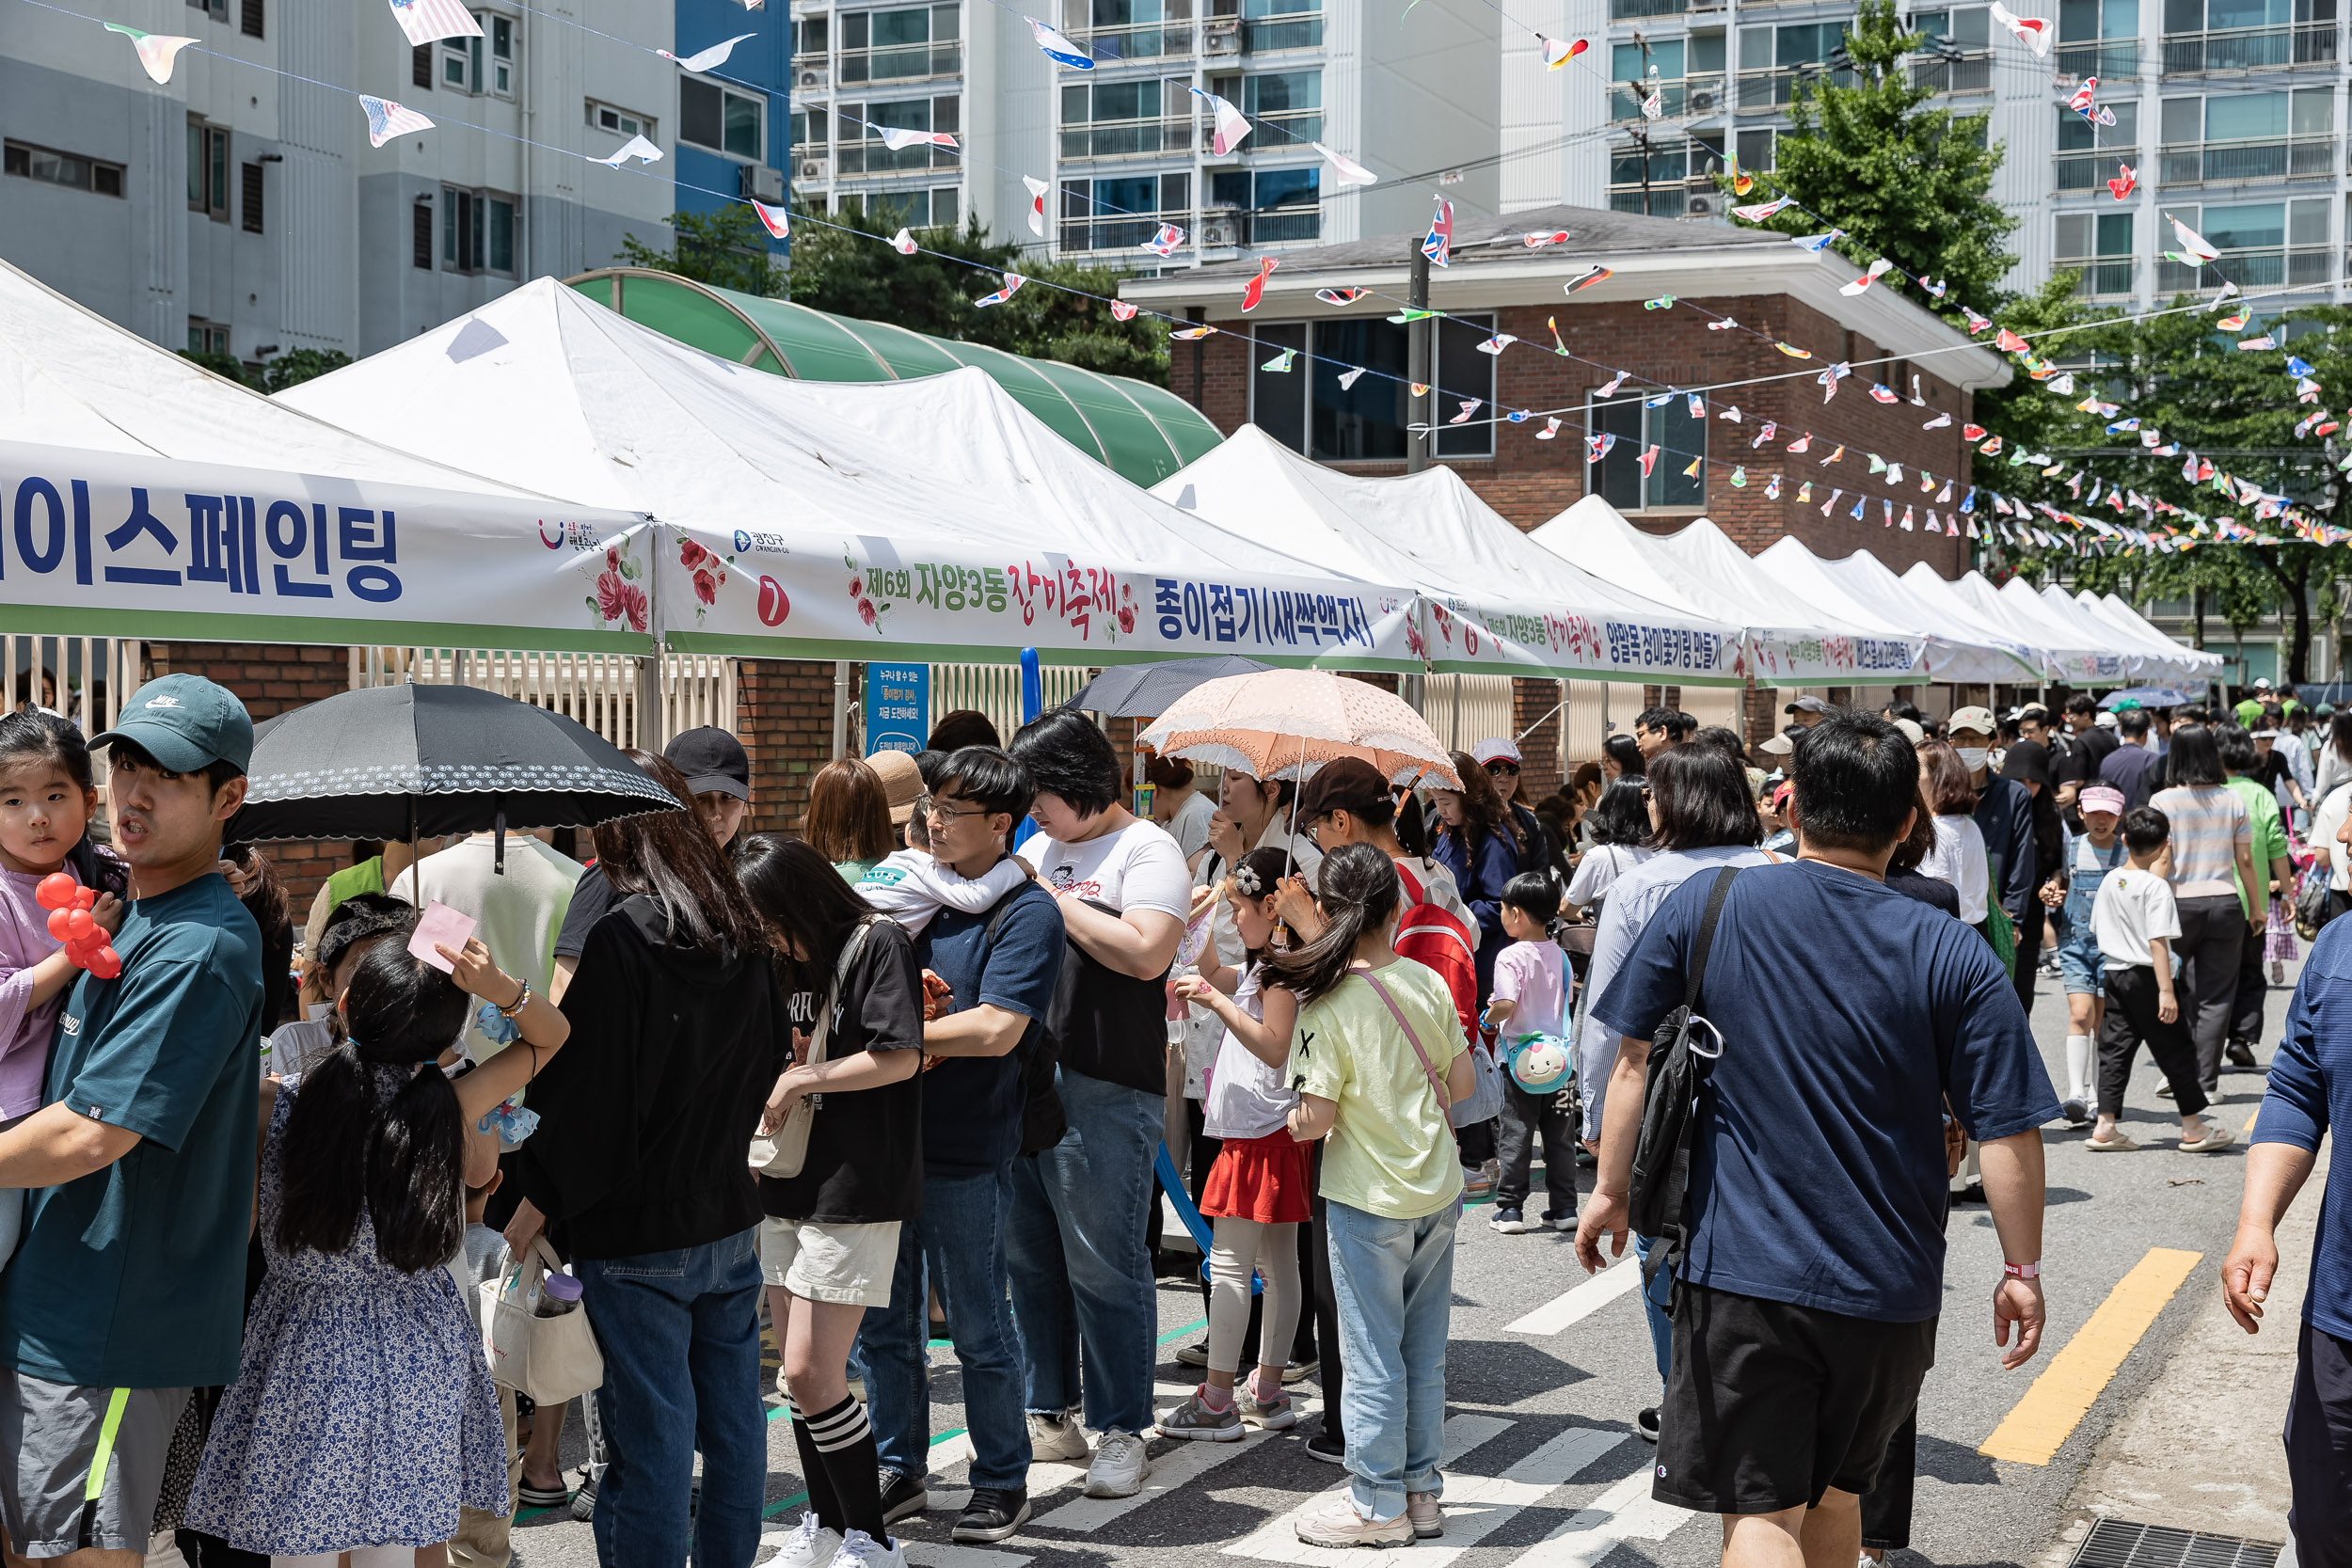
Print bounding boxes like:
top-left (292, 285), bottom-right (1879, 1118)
top-left (0, 666), bottom-right (2345, 1568)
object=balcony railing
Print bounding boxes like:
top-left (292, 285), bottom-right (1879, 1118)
top-left (1059, 207), bottom-right (1190, 253)
top-left (2055, 148), bottom-right (2131, 190)
top-left (2155, 134), bottom-right (2336, 185)
top-left (2161, 22), bottom-right (2338, 72)
top-left (1234, 104), bottom-right (1321, 144)
top-left (1058, 114), bottom-right (1193, 159)
top-left (1068, 22), bottom-right (1193, 62)
top-left (1910, 49), bottom-right (1994, 91)
top-left (1607, 176), bottom-right (1720, 219)
top-left (835, 134), bottom-right (959, 175)
top-left (793, 41), bottom-right (962, 85)
top-left (2053, 40), bottom-right (2141, 76)
top-left (1610, 0), bottom-right (1688, 17)
top-left (1246, 204), bottom-right (1321, 243)
top-left (1735, 62), bottom-right (1853, 110)
top-left (1610, 72), bottom-right (1728, 121)
top-left (2057, 256), bottom-right (2137, 298)
top-left (1244, 14), bottom-right (1323, 50)
top-left (2155, 243), bottom-right (2333, 293)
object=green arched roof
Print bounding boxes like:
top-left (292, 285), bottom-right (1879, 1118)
top-left (565, 268), bottom-right (1222, 488)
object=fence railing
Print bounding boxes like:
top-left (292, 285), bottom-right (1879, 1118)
top-left (835, 134), bottom-right (959, 175)
top-left (1735, 63), bottom-right (1852, 110)
top-left (2058, 256), bottom-right (2137, 298)
top-left (1909, 50), bottom-right (1994, 91)
top-left (0, 636), bottom-right (141, 797)
top-left (832, 40), bottom-right (962, 84)
top-left (1059, 114), bottom-right (1194, 160)
top-left (1243, 13), bottom-right (1323, 51)
top-left (928, 663), bottom-right (1089, 752)
top-left (2052, 40), bottom-right (2142, 77)
top-left (349, 648), bottom-right (736, 751)
top-left (2161, 21), bottom-right (2337, 72)
top-left (1611, 72), bottom-right (1728, 121)
top-left (1060, 207), bottom-right (1192, 253)
top-left (2154, 243), bottom-right (2334, 293)
top-left (1609, 0), bottom-right (1686, 19)
top-left (2155, 135), bottom-right (2336, 186)
top-left (1416, 673), bottom-right (1514, 756)
top-left (1068, 21), bottom-right (1194, 61)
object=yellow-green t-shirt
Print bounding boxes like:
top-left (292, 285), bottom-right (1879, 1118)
top-left (1288, 960), bottom-right (1466, 1221)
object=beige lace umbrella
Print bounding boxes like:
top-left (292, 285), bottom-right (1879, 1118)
top-left (1135, 669), bottom-right (1460, 789)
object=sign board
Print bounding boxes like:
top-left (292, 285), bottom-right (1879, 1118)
top-left (865, 662), bottom-right (930, 755)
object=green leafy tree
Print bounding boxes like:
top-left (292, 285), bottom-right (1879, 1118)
top-left (1729, 0), bottom-right (2018, 309)
top-left (176, 345), bottom-right (352, 393)
top-left (615, 205), bottom-right (787, 297)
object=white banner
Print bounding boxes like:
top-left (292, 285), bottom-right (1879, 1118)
top-left (1409, 594), bottom-right (1748, 685)
top-left (0, 442), bottom-right (653, 652)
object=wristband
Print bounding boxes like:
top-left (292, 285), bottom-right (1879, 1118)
top-left (2004, 1260), bottom-right (2041, 1279)
top-left (498, 978), bottom-right (532, 1020)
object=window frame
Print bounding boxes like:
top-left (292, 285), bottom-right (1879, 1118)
top-left (440, 184), bottom-right (520, 275)
top-left (5, 139), bottom-right (127, 198)
top-left (680, 74), bottom-right (767, 162)
top-left (1247, 314), bottom-right (1497, 465)
top-left (1586, 385), bottom-right (1707, 513)
top-left (587, 100), bottom-right (655, 143)
top-left (186, 119), bottom-right (229, 219)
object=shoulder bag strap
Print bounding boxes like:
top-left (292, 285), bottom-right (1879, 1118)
top-left (809, 918), bottom-right (878, 1069)
top-left (1683, 866), bottom-right (1741, 1017)
top-left (1358, 966), bottom-right (1452, 1111)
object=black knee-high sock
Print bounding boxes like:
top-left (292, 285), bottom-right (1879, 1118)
top-left (806, 1393), bottom-right (886, 1542)
top-left (788, 1399), bottom-right (846, 1533)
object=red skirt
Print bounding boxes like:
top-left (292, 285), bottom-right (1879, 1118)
top-left (1200, 1131), bottom-right (1314, 1226)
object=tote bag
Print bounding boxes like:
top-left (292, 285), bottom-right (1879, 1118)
top-left (749, 919), bottom-right (877, 1180)
top-left (481, 1237), bottom-right (603, 1404)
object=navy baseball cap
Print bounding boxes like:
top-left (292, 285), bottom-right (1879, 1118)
top-left (93, 673), bottom-right (254, 774)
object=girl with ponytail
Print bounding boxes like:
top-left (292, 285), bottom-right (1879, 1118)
top-left (185, 929), bottom-right (570, 1565)
top-left (1267, 841), bottom-right (1476, 1550)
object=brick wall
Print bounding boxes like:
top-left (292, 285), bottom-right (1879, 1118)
top-left (1171, 293), bottom-right (1977, 576)
top-left (736, 658), bottom-right (839, 837)
top-left (1512, 678), bottom-right (1565, 801)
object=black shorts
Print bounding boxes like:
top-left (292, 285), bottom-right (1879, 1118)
top-left (1656, 1282), bottom-right (1937, 1514)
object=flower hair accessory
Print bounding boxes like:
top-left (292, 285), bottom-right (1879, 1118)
top-left (1232, 863), bottom-right (1266, 898)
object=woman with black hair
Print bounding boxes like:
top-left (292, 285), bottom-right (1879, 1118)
top-left (183, 934), bottom-right (569, 1564)
top-left (737, 835), bottom-right (926, 1568)
top-left (2152, 723), bottom-right (2265, 1098)
top-left (1426, 751), bottom-right (1527, 998)
top-left (1562, 782), bottom-right (1653, 923)
top-left (1599, 734), bottom-right (1645, 784)
top-left (501, 751), bottom-right (786, 1567)
top-left (219, 844), bottom-right (294, 1031)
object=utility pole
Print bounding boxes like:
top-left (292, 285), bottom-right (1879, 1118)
top-left (1406, 242), bottom-right (1431, 473)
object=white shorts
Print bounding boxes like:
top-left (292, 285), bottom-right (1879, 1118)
top-left (758, 1217), bottom-right (901, 1307)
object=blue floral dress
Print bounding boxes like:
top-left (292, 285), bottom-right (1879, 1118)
top-left (184, 1069), bottom-right (507, 1554)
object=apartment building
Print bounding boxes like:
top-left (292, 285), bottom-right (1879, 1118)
top-left (1570, 0), bottom-right (2347, 308)
top-left (785, 0), bottom-right (1508, 269)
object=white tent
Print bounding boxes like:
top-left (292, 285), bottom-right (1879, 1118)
top-left (1893, 562), bottom-right (2075, 682)
top-left (0, 260), bottom-right (646, 651)
top-left (1154, 425), bottom-right (1747, 684)
top-left (1752, 539), bottom-right (2041, 684)
top-left (1931, 568), bottom-right (2113, 685)
top-left (2022, 581), bottom-right (2190, 685)
top-left (2078, 591), bottom-right (2224, 683)
top-left (279, 280), bottom-right (1424, 670)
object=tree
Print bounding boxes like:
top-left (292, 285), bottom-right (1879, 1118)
top-left (176, 345), bottom-right (352, 393)
top-left (1729, 0), bottom-right (2019, 309)
top-left (615, 205), bottom-right (786, 296)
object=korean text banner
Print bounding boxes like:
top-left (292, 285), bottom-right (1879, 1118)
top-left (1411, 594), bottom-right (1747, 685)
top-left (653, 523), bottom-right (1426, 670)
top-left (0, 443), bottom-right (653, 651)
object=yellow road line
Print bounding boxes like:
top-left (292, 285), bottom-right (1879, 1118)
top-left (1978, 1246), bottom-right (2203, 1465)
top-left (2244, 1100), bottom-right (2265, 1136)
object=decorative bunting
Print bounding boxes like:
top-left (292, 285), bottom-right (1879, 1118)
top-left (1788, 434), bottom-right (1813, 453)
top-left (1538, 417), bottom-right (1562, 439)
top-left (1315, 287), bottom-right (1370, 307)
top-left (1109, 300), bottom-right (1138, 322)
top-left (2108, 163), bottom-right (2137, 199)
top-left (1337, 365), bottom-right (1366, 388)
top-left (752, 199), bottom-right (791, 240)
top-left (1477, 332), bottom-right (1518, 355)
top-left (596, 134), bottom-right (662, 166)
top-left (360, 95), bottom-right (435, 148)
top-left (1525, 230), bottom-right (1571, 247)
top-left (1142, 223), bottom-right (1188, 258)
top-left (1732, 197), bottom-right (1796, 223)
top-left (1192, 88), bottom-right (1251, 155)
top-left (1840, 259), bottom-right (1895, 296)
top-left (387, 0), bottom-right (481, 49)
top-left (102, 23), bottom-right (199, 84)
top-left (1450, 400), bottom-right (1482, 424)
top-left (1261, 348), bottom-right (1295, 372)
top-left (1540, 36), bottom-right (1590, 69)
top-left (889, 227), bottom-right (917, 255)
top-left (1774, 341), bottom-right (1813, 359)
top-left (875, 125), bottom-right (958, 150)
top-left (2167, 214), bottom-right (2220, 264)
top-left (1030, 17), bottom-right (1096, 69)
top-left (1988, 1), bottom-right (2052, 55)
top-left (1023, 175), bottom-right (1050, 237)
top-left (1645, 295), bottom-right (1676, 310)
top-left (1821, 487), bottom-right (1844, 515)
top-left (1727, 155), bottom-right (1755, 197)
top-left (1422, 198), bottom-right (1454, 268)
top-left (1586, 433), bottom-right (1616, 463)
top-left (1313, 143), bottom-right (1378, 187)
top-left (1170, 325), bottom-right (1216, 341)
top-left (1563, 266), bottom-right (1612, 293)
top-left (1240, 256), bottom-right (1279, 312)
top-left (660, 32), bottom-right (755, 71)
top-left (1640, 446), bottom-right (1661, 477)
top-left (1729, 467), bottom-right (1748, 488)
top-left (974, 273), bottom-right (1026, 308)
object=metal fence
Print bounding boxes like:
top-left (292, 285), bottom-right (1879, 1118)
top-left (1416, 673), bottom-right (1515, 755)
top-left (0, 636), bottom-right (141, 795)
top-left (348, 648), bottom-right (737, 752)
top-left (928, 663), bottom-right (1090, 751)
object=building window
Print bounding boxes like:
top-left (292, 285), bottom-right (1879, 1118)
top-left (587, 100), bottom-right (655, 141)
top-left (489, 16), bottom-right (515, 94)
top-left (187, 320), bottom-right (230, 356)
top-left (1061, 78), bottom-right (1169, 157)
top-left (1589, 388), bottom-right (1706, 511)
top-left (1209, 166), bottom-right (1319, 242)
top-left (413, 42), bottom-right (434, 87)
top-left (840, 95), bottom-right (957, 170)
top-left (442, 187), bottom-right (519, 274)
top-left (412, 198), bottom-right (433, 269)
top-left (185, 0), bottom-right (226, 20)
top-left (2159, 88), bottom-right (2333, 182)
top-left (240, 0), bottom-right (262, 37)
top-left (187, 119), bottom-right (229, 218)
top-left (2057, 211), bottom-right (2134, 296)
top-left (681, 76), bottom-right (765, 160)
top-left (1249, 316), bottom-right (1496, 463)
top-left (1240, 70), bottom-right (1320, 140)
top-left (241, 161), bottom-right (262, 231)
top-left (1060, 171), bottom-right (1186, 249)
top-left (842, 5), bottom-right (960, 81)
top-left (1735, 128), bottom-right (1775, 171)
top-left (1241, 0), bottom-right (1324, 52)
top-left (793, 14), bottom-right (828, 55)
top-left (2056, 98), bottom-right (2137, 187)
top-left (5, 140), bottom-right (126, 198)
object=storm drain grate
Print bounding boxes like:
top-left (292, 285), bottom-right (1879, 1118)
top-left (2072, 1518), bottom-right (2284, 1568)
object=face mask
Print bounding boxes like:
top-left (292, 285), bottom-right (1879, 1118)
top-left (1955, 747), bottom-right (1991, 772)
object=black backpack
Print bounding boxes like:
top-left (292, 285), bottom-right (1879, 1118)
top-left (1627, 865), bottom-right (1740, 1291)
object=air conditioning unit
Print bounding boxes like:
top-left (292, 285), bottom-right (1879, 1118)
top-left (797, 155), bottom-right (828, 182)
top-left (1686, 192), bottom-right (1716, 217)
top-left (797, 65), bottom-right (829, 88)
top-left (743, 164), bottom-right (786, 202)
top-left (1689, 87), bottom-right (1719, 111)
top-left (1202, 16), bottom-right (1239, 54)
top-left (1199, 206), bottom-right (1242, 247)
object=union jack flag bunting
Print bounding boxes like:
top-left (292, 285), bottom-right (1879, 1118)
top-left (360, 96), bottom-right (435, 149)
top-left (1422, 198), bottom-right (1454, 268)
top-left (387, 0), bottom-right (480, 48)
top-left (975, 274), bottom-right (1026, 309)
top-left (1141, 224), bottom-right (1186, 257)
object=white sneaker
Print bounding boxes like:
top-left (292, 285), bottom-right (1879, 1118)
top-left (1084, 1429), bottom-right (1151, 1498)
top-left (768, 1513), bottom-right (844, 1568)
top-left (1028, 1410), bottom-right (1089, 1462)
top-left (827, 1529), bottom-right (906, 1568)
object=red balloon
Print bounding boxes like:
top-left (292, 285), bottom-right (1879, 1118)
top-left (62, 910), bottom-right (94, 942)
top-left (45, 909), bottom-right (73, 942)
top-left (72, 887), bottom-right (96, 911)
top-left (34, 874), bottom-right (76, 911)
top-left (85, 946), bottom-right (120, 979)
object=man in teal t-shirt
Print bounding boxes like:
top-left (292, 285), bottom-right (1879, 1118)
top-left (0, 673), bottom-right (261, 1560)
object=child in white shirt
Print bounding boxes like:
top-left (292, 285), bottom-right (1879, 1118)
top-left (852, 799), bottom-right (1031, 934)
top-left (2088, 805), bottom-right (2232, 1154)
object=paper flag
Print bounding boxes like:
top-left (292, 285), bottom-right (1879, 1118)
top-left (1646, 390), bottom-right (1675, 406)
top-left (1730, 467), bottom-right (1748, 488)
top-left (1645, 295), bottom-right (1676, 310)
top-left (1989, 1), bottom-right (2052, 55)
top-left (1109, 300), bottom-right (1138, 322)
top-left (1313, 143), bottom-right (1378, 187)
top-left (2108, 163), bottom-right (2137, 199)
top-left (1820, 445), bottom-right (1846, 465)
top-left (876, 125), bottom-right (958, 150)
top-left (1388, 309), bottom-right (1438, 324)
top-left (1169, 325), bottom-right (1216, 341)
top-left (1193, 89), bottom-right (1251, 155)
top-left (1840, 259), bottom-right (1894, 296)
top-left (1030, 17), bottom-right (1095, 69)
top-left (1819, 362), bottom-right (1851, 402)
top-left (1262, 349), bottom-right (1295, 372)
top-left (1923, 411), bottom-right (1950, 430)
top-left (360, 95), bottom-right (435, 148)
top-left (597, 134), bottom-right (662, 166)
top-left (2068, 76), bottom-right (2098, 114)
top-left (1719, 405), bottom-right (1742, 423)
top-left (2239, 333), bottom-right (2280, 351)
top-left (1790, 230), bottom-right (1843, 253)
top-left (1412, 382), bottom-right (1430, 396)
top-left (388, 0), bottom-right (482, 48)
top-left (751, 199), bottom-right (791, 240)
top-left (1962, 487), bottom-right (1977, 513)
top-left (1541, 36), bottom-right (1590, 68)
top-left (1920, 469), bottom-right (1937, 491)
top-left (1964, 309), bottom-right (1993, 334)
top-left (1338, 366), bottom-right (1366, 388)
top-left (2049, 372), bottom-right (2075, 393)
top-left (1732, 197), bottom-right (1796, 223)
top-left (1979, 435), bottom-right (2004, 453)
top-left (1727, 155), bottom-right (1755, 197)
top-left (1508, 410), bottom-right (1533, 423)
top-left (1021, 174), bottom-right (1051, 237)
top-left (1422, 198), bottom-right (1454, 268)
top-left (1707, 319), bottom-right (1740, 333)
top-left (1888, 463), bottom-right (1905, 484)
top-left (1851, 497), bottom-right (1867, 519)
top-left (1641, 446), bottom-right (1661, 477)
top-left (1587, 434), bottom-right (1616, 463)
top-left (1598, 372), bottom-right (1627, 397)
top-left (1315, 288), bottom-right (1370, 307)
top-left (1751, 427), bottom-right (1775, 449)
top-left (1822, 488), bottom-right (1843, 515)
top-left (660, 32), bottom-right (755, 71)
top-left (1766, 473), bottom-right (1783, 499)
top-left (1538, 417), bottom-right (1562, 439)
top-left (1641, 89), bottom-right (1663, 119)
top-left (889, 227), bottom-right (917, 254)
top-left (974, 274), bottom-right (1026, 308)
top-left (1923, 278), bottom-right (1948, 299)
top-left (1241, 256), bottom-right (1279, 312)
top-left (1525, 230), bottom-right (1571, 247)
top-left (2288, 355), bottom-right (2316, 376)
top-left (1143, 223), bottom-right (1187, 257)
top-left (1477, 333), bottom-right (1518, 355)
top-left (2169, 214), bottom-right (2219, 263)
top-left (1689, 394), bottom-right (1707, 419)
top-left (1884, 499), bottom-right (1897, 526)
top-left (1799, 481), bottom-right (1813, 502)
top-left (1451, 400), bottom-right (1483, 424)
top-left (103, 24), bottom-right (199, 84)
top-left (1869, 453), bottom-right (1888, 473)
top-left (1994, 327), bottom-right (2030, 353)
top-left (1775, 341), bottom-right (1813, 359)
top-left (1868, 385), bottom-right (1899, 404)
top-left (1937, 479), bottom-right (1954, 502)
top-left (2211, 280), bottom-right (2243, 308)
top-left (1684, 457), bottom-right (1703, 478)
top-left (1963, 423), bottom-right (1987, 441)
top-left (1788, 434), bottom-right (1813, 453)
top-left (1564, 266), bottom-right (1612, 293)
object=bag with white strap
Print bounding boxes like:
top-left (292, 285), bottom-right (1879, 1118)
top-left (481, 1236), bottom-right (603, 1403)
top-left (749, 917), bottom-right (879, 1179)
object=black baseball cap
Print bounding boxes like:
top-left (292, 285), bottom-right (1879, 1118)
top-left (1295, 757), bottom-right (1391, 825)
top-left (664, 726), bottom-right (750, 801)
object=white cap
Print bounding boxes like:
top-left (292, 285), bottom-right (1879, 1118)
top-left (1471, 736), bottom-right (1521, 767)
top-left (1947, 705), bottom-right (1996, 736)
top-left (1758, 732), bottom-right (1794, 755)
top-left (2254, 676), bottom-right (2273, 689)
top-left (2095, 710), bottom-right (2118, 728)
top-left (1892, 718), bottom-right (1925, 745)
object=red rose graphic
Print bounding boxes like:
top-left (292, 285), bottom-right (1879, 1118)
top-left (605, 546), bottom-right (621, 571)
top-left (596, 571), bottom-right (626, 624)
top-left (849, 575), bottom-right (865, 600)
top-left (622, 582), bottom-right (649, 633)
top-left (693, 568), bottom-right (719, 606)
top-left (679, 538), bottom-right (709, 569)
top-left (857, 596), bottom-right (878, 626)
top-left (1118, 605), bottom-right (1136, 634)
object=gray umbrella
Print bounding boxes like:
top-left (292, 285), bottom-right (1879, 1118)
top-left (1068, 656), bottom-right (1274, 719)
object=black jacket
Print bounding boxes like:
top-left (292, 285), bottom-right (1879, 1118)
top-left (514, 893), bottom-right (785, 1260)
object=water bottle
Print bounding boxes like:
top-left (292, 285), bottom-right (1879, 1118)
top-left (536, 1270), bottom-right (583, 1318)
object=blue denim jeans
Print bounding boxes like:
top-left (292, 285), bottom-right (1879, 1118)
top-left (860, 1161), bottom-right (1031, 1491)
top-left (574, 1226), bottom-right (766, 1568)
top-left (1323, 1196), bottom-right (1457, 1523)
top-left (1633, 1233), bottom-right (1672, 1383)
top-left (1004, 1066), bottom-right (1163, 1434)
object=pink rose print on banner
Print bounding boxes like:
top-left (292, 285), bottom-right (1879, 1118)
top-left (858, 596), bottom-right (878, 626)
top-left (621, 581), bottom-right (649, 632)
top-left (693, 569), bottom-right (719, 606)
top-left (679, 537), bottom-right (710, 570)
top-left (596, 571), bottom-right (627, 625)
top-left (606, 546), bottom-right (621, 571)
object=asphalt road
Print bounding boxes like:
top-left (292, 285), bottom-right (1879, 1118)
top-left (510, 952), bottom-right (2292, 1568)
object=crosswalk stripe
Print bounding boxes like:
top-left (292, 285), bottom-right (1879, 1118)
top-left (1505, 1254), bottom-right (1643, 1336)
top-left (1028, 1397), bottom-right (1327, 1533)
top-left (1977, 1245), bottom-right (2204, 1465)
top-left (928, 1462), bottom-right (1090, 1515)
top-left (1513, 1465), bottom-right (1699, 1568)
top-left (904, 1544), bottom-right (1034, 1568)
top-left (1219, 1414), bottom-right (1515, 1562)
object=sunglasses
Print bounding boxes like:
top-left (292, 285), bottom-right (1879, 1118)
top-left (1484, 760), bottom-right (1519, 774)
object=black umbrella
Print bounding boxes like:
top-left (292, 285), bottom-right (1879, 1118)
top-left (226, 682), bottom-right (685, 847)
top-left (1068, 656), bottom-right (1274, 720)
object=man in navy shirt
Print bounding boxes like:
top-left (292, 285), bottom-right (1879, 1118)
top-left (860, 747), bottom-right (1065, 1548)
top-left (1577, 712), bottom-right (2057, 1568)
top-left (2225, 833), bottom-right (2352, 1566)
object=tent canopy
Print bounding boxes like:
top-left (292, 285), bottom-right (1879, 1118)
top-left (1930, 568), bottom-right (2110, 684)
top-left (1154, 425), bottom-right (1747, 684)
top-left (0, 260), bottom-right (646, 650)
top-left (1752, 539), bottom-right (2040, 684)
top-left (1526, 499), bottom-right (1929, 684)
top-left (280, 281), bottom-right (1422, 668)
top-left (565, 269), bottom-right (1222, 488)
top-left (2080, 591), bottom-right (2224, 680)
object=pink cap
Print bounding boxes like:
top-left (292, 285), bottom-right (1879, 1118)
top-left (2078, 785), bottom-right (2126, 816)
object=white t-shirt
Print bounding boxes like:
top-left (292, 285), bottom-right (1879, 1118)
top-left (1031, 817), bottom-right (1193, 920)
top-left (1200, 965), bottom-right (1295, 1140)
top-left (1491, 939), bottom-right (1568, 1037)
top-left (856, 848), bottom-right (1029, 935)
top-left (2314, 784), bottom-right (2352, 893)
top-left (1922, 815), bottom-right (1991, 926)
top-left (260, 1013), bottom-right (338, 1082)
top-left (1566, 843), bottom-right (1652, 913)
top-left (2092, 864), bottom-right (2181, 969)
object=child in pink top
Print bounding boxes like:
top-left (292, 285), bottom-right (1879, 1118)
top-left (1484, 872), bottom-right (1573, 1235)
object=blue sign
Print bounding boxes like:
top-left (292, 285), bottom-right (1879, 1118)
top-left (865, 663), bottom-right (930, 755)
